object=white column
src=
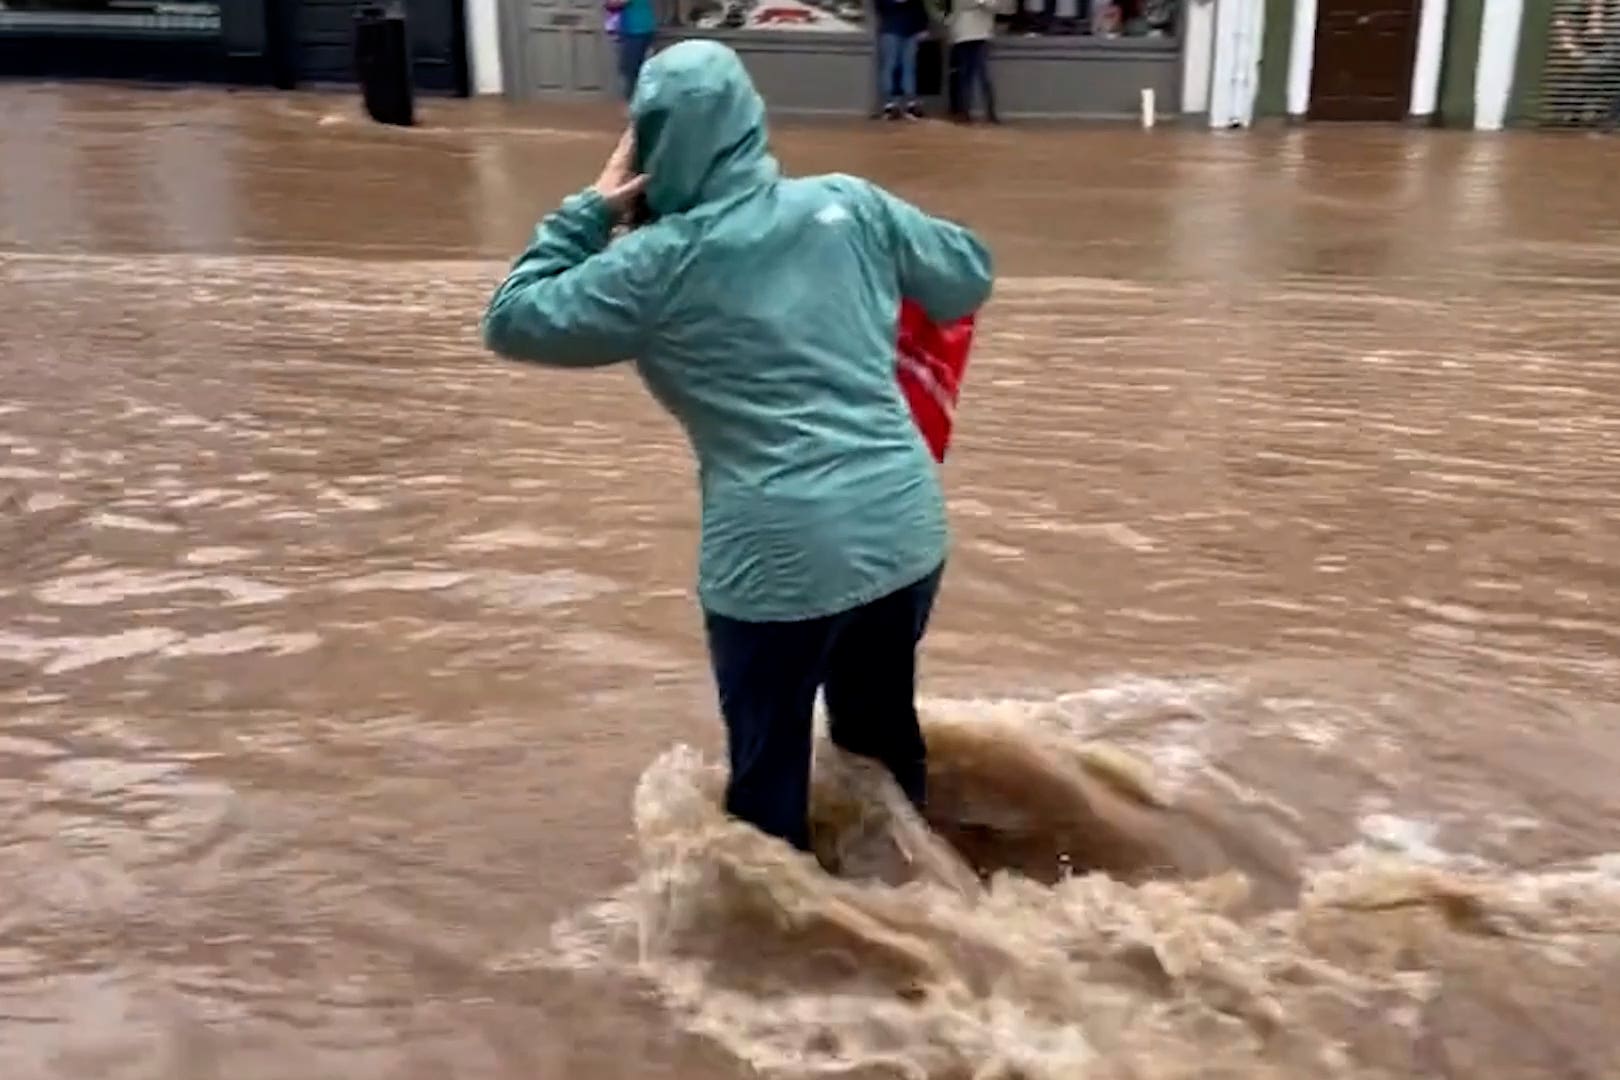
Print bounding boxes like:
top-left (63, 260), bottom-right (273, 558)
top-left (1286, 0), bottom-right (1317, 116)
top-left (1182, 0), bottom-right (1217, 115)
top-left (467, 0), bottom-right (505, 94)
top-left (1409, 0), bottom-right (1449, 117)
top-left (1474, 0), bottom-right (1524, 130)
top-left (1209, 0), bottom-right (1265, 129)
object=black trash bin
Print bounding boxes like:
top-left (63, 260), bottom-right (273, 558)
top-left (354, 2), bottom-right (415, 127)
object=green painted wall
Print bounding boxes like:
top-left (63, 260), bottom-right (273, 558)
top-left (1257, 0), bottom-right (1298, 116)
top-left (1508, 0), bottom-right (1555, 125)
top-left (1437, 0), bottom-right (1485, 127)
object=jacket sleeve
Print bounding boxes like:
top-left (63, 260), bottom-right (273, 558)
top-left (865, 182), bottom-right (994, 324)
top-left (481, 189), bottom-right (662, 367)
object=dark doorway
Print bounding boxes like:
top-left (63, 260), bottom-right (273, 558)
top-left (1308, 0), bottom-right (1420, 121)
top-left (278, 0), bottom-right (468, 94)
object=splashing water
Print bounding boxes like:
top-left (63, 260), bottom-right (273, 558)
top-left (524, 696), bottom-right (1620, 1080)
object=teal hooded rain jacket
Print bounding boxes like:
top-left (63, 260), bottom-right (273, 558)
top-left (482, 40), bottom-right (994, 622)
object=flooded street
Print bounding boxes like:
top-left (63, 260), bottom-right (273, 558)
top-left (3, 84), bottom-right (1620, 1079)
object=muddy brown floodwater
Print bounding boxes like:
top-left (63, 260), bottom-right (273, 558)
top-left (3, 84), bottom-right (1620, 1080)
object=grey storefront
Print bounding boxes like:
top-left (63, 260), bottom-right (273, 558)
top-left (0, 0), bottom-right (253, 82)
top-left (0, 0), bottom-right (468, 94)
top-left (501, 0), bottom-right (1182, 119)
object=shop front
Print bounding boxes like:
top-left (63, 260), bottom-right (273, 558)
top-left (1236, 0), bottom-right (1620, 131)
top-left (0, 0), bottom-right (249, 81)
top-left (0, 0), bottom-right (469, 93)
top-left (1532, 0), bottom-right (1620, 127)
top-left (503, 0), bottom-right (1185, 119)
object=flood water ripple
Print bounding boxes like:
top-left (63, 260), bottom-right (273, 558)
top-left (2, 85), bottom-right (1620, 1079)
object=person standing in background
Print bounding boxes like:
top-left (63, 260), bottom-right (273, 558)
top-left (876, 0), bottom-right (929, 118)
top-left (608, 0), bottom-right (658, 101)
top-left (948, 0), bottom-right (1001, 123)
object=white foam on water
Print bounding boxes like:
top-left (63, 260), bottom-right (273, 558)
top-left (0, 625), bottom-right (320, 672)
top-left (512, 688), bottom-right (1620, 1080)
top-left (450, 526), bottom-right (575, 553)
top-left (329, 570), bottom-right (472, 594)
top-left (181, 546), bottom-right (258, 566)
top-left (456, 569), bottom-right (621, 612)
top-left (24, 492), bottom-right (74, 512)
top-left (1355, 813), bottom-right (1452, 866)
top-left (34, 569), bottom-right (289, 607)
top-left (159, 628), bottom-right (322, 659)
top-left (0, 627), bottom-right (186, 675)
top-left (88, 512), bottom-right (181, 534)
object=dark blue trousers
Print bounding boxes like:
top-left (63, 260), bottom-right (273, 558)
top-left (616, 33), bottom-right (654, 101)
top-left (704, 565), bottom-right (944, 851)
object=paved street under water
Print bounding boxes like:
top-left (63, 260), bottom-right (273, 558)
top-left (2, 85), bottom-right (1620, 1080)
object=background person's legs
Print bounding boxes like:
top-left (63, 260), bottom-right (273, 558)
top-left (878, 32), bottom-right (903, 112)
top-left (948, 41), bottom-right (967, 118)
top-left (821, 566), bottom-right (945, 809)
top-left (617, 33), bottom-right (654, 100)
top-left (952, 40), bottom-right (982, 119)
top-left (704, 610), bottom-right (839, 851)
top-left (957, 40), bottom-right (997, 121)
top-left (900, 33), bottom-right (921, 113)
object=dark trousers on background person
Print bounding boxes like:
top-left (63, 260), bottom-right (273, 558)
top-left (949, 39), bottom-right (998, 121)
top-left (703, 565), bottom-right (944, 851)
top-left (616, 32), bottom-right (654, 100)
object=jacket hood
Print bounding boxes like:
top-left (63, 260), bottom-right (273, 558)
top-left (631, 41), bottom-right (779, 217)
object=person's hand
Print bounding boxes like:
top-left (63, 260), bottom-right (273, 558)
top-left (593, 128), bottom-right (648, 219)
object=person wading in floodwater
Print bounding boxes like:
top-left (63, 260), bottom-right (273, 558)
top-left (481, 40), bottom-right (993, 853)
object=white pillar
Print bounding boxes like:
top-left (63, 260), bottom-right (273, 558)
top-left (1182, 0), bottom-right (1217, 115)
top-left (1475, 0), bottom-right (1524, 130)
top-left (1409, 0), bottom-right (1449, 117)
top-left (466, 0), bottom-right (505, 94)
top-left (1209, 0), bottom-right (1265, 129)
top-left (1286, 0), bottom-right (1316, 117)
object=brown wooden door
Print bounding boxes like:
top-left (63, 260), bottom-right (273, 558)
top-left (1309, 0), bottom-right (1421, 121)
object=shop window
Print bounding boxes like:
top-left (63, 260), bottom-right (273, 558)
top-left (0, 0), bottom-right (221, 35)
top-left (660, 0), bottom-right (866, 33)
top-left (654, 0), bottom-right (1176, 37)
top-left (1006, 0), bottom-right (1176, 39)
top-left (1541, 0), bottom-right (1620, 127)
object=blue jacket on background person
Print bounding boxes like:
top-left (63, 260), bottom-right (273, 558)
top-left (482, 41), bottom-right (992, 624)
top-left (615, 0), bottom-right (656, 37)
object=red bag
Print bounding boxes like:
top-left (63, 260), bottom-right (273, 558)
top-left (896, 299), bottom-right (976, 463)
